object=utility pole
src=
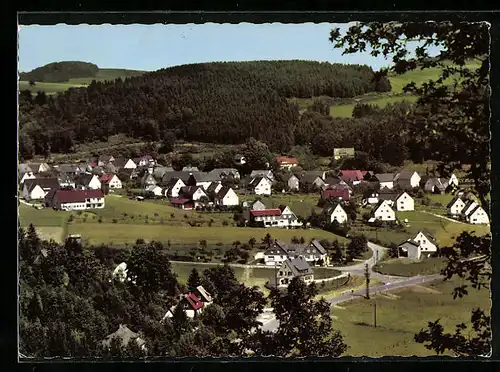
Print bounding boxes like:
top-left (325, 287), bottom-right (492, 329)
top-left (375, 249), bottom-right (379, 263)
top-left (364, 263), bottom-right (370, 299)
top-left (374, 301), bottom-right (377, 328)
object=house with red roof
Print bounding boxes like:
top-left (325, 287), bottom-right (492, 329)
top-left (162, 286), bottom-right (214, 320)
top-left (249, 205), bottom-right (302, 228)
top-left (320, 187), bottom-right (350, 202)
top-left (338, 170), bottom-right (365, 185)
top-left (51, 189), bottom-right (105, 211)
top-left (276, 156), bottom-right (299, 170)
top-left (170, 197), bottom-right (194, 210)
top-left (100, 174), bottom-right (122, 189)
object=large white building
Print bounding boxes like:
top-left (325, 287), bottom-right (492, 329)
top-left (372, 200), bottom-right (396, 221)
top-left (51, 189), bottom-right (105, 211)
top-left (249, 205), bottom-right (302, 228)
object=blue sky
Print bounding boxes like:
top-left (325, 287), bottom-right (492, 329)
top-left (18, 23), bottom-right (438, 73)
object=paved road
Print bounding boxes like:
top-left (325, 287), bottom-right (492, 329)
top-left (259, 273), bottom-right (443, 332)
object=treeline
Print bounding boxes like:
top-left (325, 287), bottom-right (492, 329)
top-left (19, 225), bottom-right (346, 358)
top-left (18, 60), bottom-right (389, 159)
top-left (19, 61), bottom-right (99, 83)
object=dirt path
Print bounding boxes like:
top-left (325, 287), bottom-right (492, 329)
top-left (420, 210), bottom-right (468, 225)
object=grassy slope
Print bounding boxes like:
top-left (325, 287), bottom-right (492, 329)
top-left (19, 195), bottom-right (348, 247)
top-left (335, 277), bottom-right (490, 356)
top-left (373, 257), bottom-right (448, 277)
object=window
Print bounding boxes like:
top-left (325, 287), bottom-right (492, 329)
top-left (279, 271), bottom-right (283, 276)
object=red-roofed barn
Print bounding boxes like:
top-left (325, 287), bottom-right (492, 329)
top-left (52, 189), bottom-right (105, 211)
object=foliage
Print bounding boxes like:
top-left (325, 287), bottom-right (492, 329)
top-left (20, 61), bottom-right (99, 83)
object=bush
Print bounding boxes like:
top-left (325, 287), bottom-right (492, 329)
top-left (222, 220), bottom-right (229, 226)
top-left (112, 218), bottom-right (118, 223)
top-left (98, 217), bottom-right (103, 223)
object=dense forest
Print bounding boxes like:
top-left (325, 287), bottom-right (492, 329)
top-left (19, 225), bottom-right (346, 358)
top-left (18, 60), bottom-right (391, 158)
top-left (19, 61), bottom-right (100, 83)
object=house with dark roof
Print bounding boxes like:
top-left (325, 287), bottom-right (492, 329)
top-left (113, 157), bottom-right (137, 170)
top-left (424, 177), bottom-right (448, 194)
top-left (22, 178), bottom-right (60, 201)
top-left (249, 170), bottom-right (274, 181)
top-left (182, 166), bottom-right (200, 172)
top-left (412, 231), bottom-right (438, 257)
top-left (270, 257), bottom-right (314, 288)
top-left (285, 173), bottom-right (300, 191)
top-left (297, 172), bottom-right (326, 191)
top-left (170, 197), bottom-right (194, 210)
top-left (323, 202), bottom-right (348, 224)
top-left (27, 162), bottom-right (51, 174)
top-left (446, 195), bottom-right (466, 216)
top-left (394, 191), bottom-right (414, 211)
top-left (245, 199), bottom-right (267, 210)
top-left (179, 186), bottom-right (208, 201)
top-left (101, 324), bottom-right (146, 351)
top-left (164, 178), bottom-right (186, 198)
top-left (263, 239), bottom-right (328, 266)
top-left (52, 189), bottom-right (105, 211)
top-left (249, 176), bottom-right (273, 195)
top-left (466, 205), bottom-right (489, 224)
top-left (214, 186), bottom-right (239, 206)
top-left (371, 199), bottom-right (396, 221)
top-left (100, 174), bottom-right (122, 189)
top-left (140, 173), bottom-right (157, 188)
top-left (394, 171), bottom-right (421, 190)
top-left (74, 174), bottom-right (101, 190)
top-left (375, 173), bottom-right (396, 189)
top-left (398, 239), bottom-right (422, 260)
top-left (208, 168), bottom-right (240, 180)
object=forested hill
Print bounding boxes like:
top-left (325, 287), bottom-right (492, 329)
top-left (19, 60), bottom-right (390, 157)
top-left (19, 61), bottom-right (100, 83)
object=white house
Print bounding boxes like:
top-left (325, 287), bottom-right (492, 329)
top-left (180, 186), bottom-right (208, 201)
top-left (324, 203), bottom-right (348, 224)
top-left (250, 176), bottom-right (272, 196)
top-left (52, 189), bottom-right (105, 211)
top-left (214, 186), bottom-right (239, 206)
top-left (412, 231), bottom-right (438, 256)
top-left (394, 171), bottom-right (421, 189)
top-left (250, 206), bottom-right (302, 228)
top-left (165, 178), bottom-right (186, 198)
top-left (100, 174), bottom-right (123, 189)
top-left (287, 174), bottom-right (300, 191)
top-left (22, 178), bottom-right (60, 201)
top-left (263, 240), bottom-right (328, 267)
top-left (75, 174), bottom-right (102, 190)
top-left (375, 173), bottom-right (395, 190)
top-left (446, 196), bottom-right (466, 216)
top-left (447, 173), bottom-right (459, 188)
top-left (145, 185), bottom-right (163, 197)
top-left (462, 200), bottom-right (479, 217)
top-left (372, 200), bottom-right (396, 221)
top-left (466, 205), bottom-right (489, 224)
top-left (274, 258), bottom-right (314, 287)
top-left (19, 171), bottom-right (36, 186)
top-left (395, 192), bottom-right (414, 211)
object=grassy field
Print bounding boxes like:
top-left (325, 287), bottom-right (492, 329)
top-left (19, 68), bottom-right (146, 95)
top-left (329, 94), bottom-right (419, 118)
top-left (373, 257), bottom-right (448, 277)
top-left (335, 277), bottom-right (490, 356)
top-left (239, 193), bottom-right (323, 218)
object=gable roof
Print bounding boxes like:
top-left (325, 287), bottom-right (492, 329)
top-left (195, 286), bottom-right (213, 303)
top-left (98, 155), bottom-right (114, 163)
top-left (249, 176), bottom-right (271, 187)
top-left (264, 240), bottom-right (289, 256)
top-left (285, 257), bottom-right (313, 276)
top-left (24, 178), bottom-right (60, 193)
top-left (171, 197), bottom-right (191, 205)
top-left (399, 239), bottom-right (420, 248)
top-left (100, 173), bottom-right (116, 184)
top-left (396, 191), bottom-right (413, 201)
top-left (165, 177), bottom-right (185, 188)
top-left (446, 195), bottom-right (464, 209)
top-left (468, 205), bottom-right (485, 217)
top-left (309, 239), bottom-right (327, 255)
top-left (276, 156), bottom-right (298, 165)
top-left (298, 173), bottom-right (325, 184)
top-left (180, 185), bottom-right (205, 199)
top-left (416, 230), bottom-right (437, 245)
top-left (55, 189), bottom-right (104, 203)
top-left (74, 174), bottom-right (97, 186)
top-left (250, 170), bottom-right (274, 179)
top-left (102, 324), bottom-right (145, 349)
top-left (19, 163), bottom-right (33, 174)
top-left (395, 171), bottom-right (419, 181)
top-left (375, 173), bottom-right (395, 183)
top-left (250, 209), bottom-right (282, 217)
top-left (208, 168), bottom-right (240, 178)
top-left (372, 199), bottom-right (393, 213)
top-left (216, 186), bottom-right (233, 199)
top-left (339, 170), bottom-right (364, 182)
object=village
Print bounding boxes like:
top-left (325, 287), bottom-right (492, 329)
top-left (19, 147), bottom-right (489, 277)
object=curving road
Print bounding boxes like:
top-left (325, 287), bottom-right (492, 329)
top-left (258, 241), bottom-right (445, 332)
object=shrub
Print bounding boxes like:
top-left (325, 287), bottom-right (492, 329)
top-left (184, 214), bottom-right (188, 219)
top-left (112, 218), bottom-right (118, 223)
top-left (222, 220), bottom-right (229, 226)
top-left (98, 217), bottom-right (103, 223)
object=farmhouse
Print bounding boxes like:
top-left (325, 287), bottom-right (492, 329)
top-left (321, 186), bottom-right (350, 202)
top-left (394, 171), bottom-right (421, 190)
top-left (413, 230), bottom-right (438, 256)
top-left (208, 168), bottom-right (241, 180)
top-left (164, 178), bottom-right (186, 198)
top-left (249, 176), bottom-right (273, 196)
top-left (394, 191), bottom-right (414, 211)
top-left (276, 156), bottom-right (299, 170)
top-left (27, 162), bottom-right (51, 174)
top-left (163, 286), bottom-right (213, 320)
top-left (75, 174), bottom-right (102, 190)
top-left (179, 186), bottom-right (208, 201)
top-left (338, 170), bottom-right (364, 185)
top-left (377, 189), bottom-right (399, 206)
top-left (113, 157), bottom-right (137, 170)
top-left (298, 173), bottom-right (326, 191)
top-left (145, 185), bottom-right (163, 197)
top-left (100, 174), bottom-right (122, 189)
top-left (272, 257), bottom-right (314, 288)
top-left (52, 189), bottom-right (105, 211)
top-left (205, 181), bottom-right (224, 196)
top-left (372, 200), bottom-right (396, 221)
top-left (333, 147), bottom-right (355, 161)
top-left (249, 170), bottom-right (274, 181)
top-left (264, 239), bottom-right (328, 266)
top-left (364, 191), bottom-right (379, 205)
top-left (249, 205), bottom-right (302, 228)
top-left (446, 196), bottom-right (466, 217)
top-left (245, 199), bottom-right (267, 210)
top-left (375, 173), bottom-right (395, 189)
top-left (22, 178), bottom-right (60, 201)
top-left (170, 198), bottom-right (194, 210)
top-left (466, 205), bottom-right (489, 224)
top-left (323, 203), bottom-right (348, 224)
top-left (285, 174), bottom-right (300, 191)
top-left (140, 173), bottom-right (157, 188)
top-left (214, 186), bottom-right (239, 206)
top-left (19, 170), bottom-right (36, 186)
